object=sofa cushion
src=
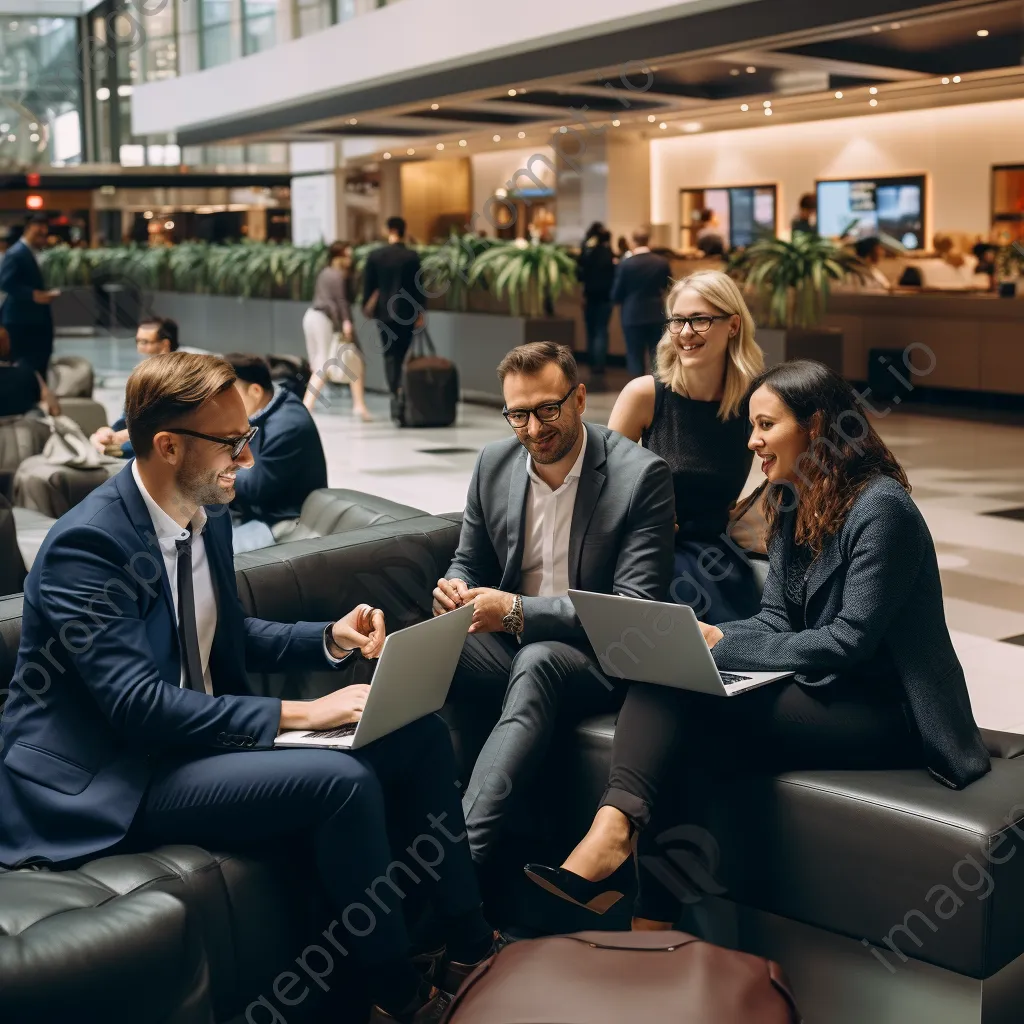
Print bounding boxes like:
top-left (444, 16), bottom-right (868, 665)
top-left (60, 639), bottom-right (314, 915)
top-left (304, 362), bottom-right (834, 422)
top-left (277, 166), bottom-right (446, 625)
top-left (0, 867), bottom-right (210, 1024)
top-left (285, 488), bottom-right (428, 543)
top-left (559, 712), bottom-right (1024, 980)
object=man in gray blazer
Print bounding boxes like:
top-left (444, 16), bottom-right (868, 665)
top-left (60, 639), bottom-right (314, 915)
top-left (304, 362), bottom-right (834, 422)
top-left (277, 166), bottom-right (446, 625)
top-left (433, 342), bottom-right (675, 864)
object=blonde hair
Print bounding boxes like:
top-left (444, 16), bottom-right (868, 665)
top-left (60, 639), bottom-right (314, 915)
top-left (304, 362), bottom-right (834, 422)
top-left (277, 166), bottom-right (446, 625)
top-left (654, 269), bottom-right (764, 420)
top-left (125, 352), bottom-right (236, 458)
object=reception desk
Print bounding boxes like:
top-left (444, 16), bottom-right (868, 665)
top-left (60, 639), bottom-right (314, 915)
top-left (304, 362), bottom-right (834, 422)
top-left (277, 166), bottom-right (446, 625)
top-left (822, 292), bottom-right (1024, 395)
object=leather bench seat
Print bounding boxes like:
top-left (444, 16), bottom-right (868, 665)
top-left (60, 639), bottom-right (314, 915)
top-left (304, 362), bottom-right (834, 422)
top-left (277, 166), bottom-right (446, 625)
top-left (561, 713), bottom-right (1024, 980)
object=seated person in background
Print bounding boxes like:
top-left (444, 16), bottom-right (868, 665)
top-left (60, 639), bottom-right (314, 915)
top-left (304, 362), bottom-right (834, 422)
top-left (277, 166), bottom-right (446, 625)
top-left (791, 193), bottom-right (818, 237)
top-left (225, 352), bottom-right (327, 553)
top-left (0, 351), bottom-right (501, 1023)
top-left (91, 316), bottom-right (193, 457)
top-left (608, 270), bottom-right (764, 624)
top-left (525, 359), bottom-right (990, 923)
top-left (694, 209), bottom-right (726, 257)
top-left (853, 236), bottom-right (892, 291)
top-left (433, 342), bottom-right (675, 865)
top-left (0, 324), bottom-right (60, 417)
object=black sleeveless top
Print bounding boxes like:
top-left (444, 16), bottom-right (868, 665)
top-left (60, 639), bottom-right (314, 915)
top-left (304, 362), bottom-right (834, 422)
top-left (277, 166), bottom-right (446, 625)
top-left (641, 379), bottom-right (753, 544)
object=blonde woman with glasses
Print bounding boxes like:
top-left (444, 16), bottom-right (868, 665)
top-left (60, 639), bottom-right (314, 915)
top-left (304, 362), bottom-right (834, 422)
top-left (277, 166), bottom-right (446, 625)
top-left (608, 269), bottom-right (765, 623)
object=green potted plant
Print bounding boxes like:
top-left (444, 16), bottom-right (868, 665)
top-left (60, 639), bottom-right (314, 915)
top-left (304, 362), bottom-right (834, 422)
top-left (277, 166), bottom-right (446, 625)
top-left (728, 233), bottom-right (866, 373)
top-left (420, 231), bottom-right (502, 311)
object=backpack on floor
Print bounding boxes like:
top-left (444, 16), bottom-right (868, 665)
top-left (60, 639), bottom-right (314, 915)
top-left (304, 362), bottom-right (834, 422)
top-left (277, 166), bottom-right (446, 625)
top-left (392, 330), bottom-right (458, 428)
top-left (442, 930), bottom-right (802, 1024)
top-left (266, 354), bottom-right (312, 398)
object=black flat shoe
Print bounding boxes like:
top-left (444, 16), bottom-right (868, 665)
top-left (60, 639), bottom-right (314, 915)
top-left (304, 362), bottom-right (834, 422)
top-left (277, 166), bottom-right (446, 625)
top-left (523, 856), bottom-right (633, 915)
top-left (441, 929), bottom-right (514, 993)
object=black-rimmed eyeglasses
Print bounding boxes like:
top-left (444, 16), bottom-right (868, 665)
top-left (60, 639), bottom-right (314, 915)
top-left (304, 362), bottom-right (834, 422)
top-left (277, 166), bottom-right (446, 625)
top-left (503, 386), bottom-right (578, 429)
top-left (665, 314), bottom-right (731, 335)
top-left (165, 425), bottom-right (258, 460)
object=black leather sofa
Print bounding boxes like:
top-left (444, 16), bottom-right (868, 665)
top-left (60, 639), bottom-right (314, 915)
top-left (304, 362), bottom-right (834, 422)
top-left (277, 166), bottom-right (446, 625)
top-left (3, 500), bottom-right (1024, 1024)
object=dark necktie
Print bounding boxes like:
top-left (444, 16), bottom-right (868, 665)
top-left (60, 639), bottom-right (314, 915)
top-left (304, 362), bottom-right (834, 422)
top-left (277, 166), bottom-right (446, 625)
top-left (175, 526), bottom-right (207, 693)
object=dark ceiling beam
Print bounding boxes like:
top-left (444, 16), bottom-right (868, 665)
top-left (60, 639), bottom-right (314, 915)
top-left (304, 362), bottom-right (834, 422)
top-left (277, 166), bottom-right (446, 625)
top-left (783, 38), bottom-right (1002, 75)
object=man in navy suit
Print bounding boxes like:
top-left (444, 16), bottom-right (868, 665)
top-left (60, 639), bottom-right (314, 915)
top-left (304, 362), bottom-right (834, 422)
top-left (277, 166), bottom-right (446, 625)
top-left (0, 352), bottom-right (499, 1022)
top-left (610, 228), bottom-right (672, 377)
top-left (0, 215), bottom-right (59, 376)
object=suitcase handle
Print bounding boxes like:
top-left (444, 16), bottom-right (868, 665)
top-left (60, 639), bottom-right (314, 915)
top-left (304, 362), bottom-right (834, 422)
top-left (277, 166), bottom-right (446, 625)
top-left (409, 327), bottom-right (436, 360)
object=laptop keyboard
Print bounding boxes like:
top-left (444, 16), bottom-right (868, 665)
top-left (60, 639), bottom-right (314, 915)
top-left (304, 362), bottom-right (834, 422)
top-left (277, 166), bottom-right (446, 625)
top-left (720, 673), bottom-right (753, 684)
top-left (307, 722), bottom-right (358, 740)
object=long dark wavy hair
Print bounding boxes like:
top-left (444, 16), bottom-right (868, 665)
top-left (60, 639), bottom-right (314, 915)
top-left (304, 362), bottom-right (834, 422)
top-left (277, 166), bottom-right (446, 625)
top-left (740, 360), bottom-right (910, 554)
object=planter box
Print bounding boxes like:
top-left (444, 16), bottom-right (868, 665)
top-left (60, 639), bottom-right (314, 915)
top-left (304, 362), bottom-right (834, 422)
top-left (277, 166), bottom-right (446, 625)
top-left (758, 326), bottom-right (843, 374)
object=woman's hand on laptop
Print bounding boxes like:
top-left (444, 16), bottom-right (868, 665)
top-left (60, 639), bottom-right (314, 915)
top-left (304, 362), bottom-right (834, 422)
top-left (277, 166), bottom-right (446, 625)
top-left (699, 622), bottom-right (724, 649)
top-left (332, 604), bottom-right (386, 659)
top-left (281, 684), bottom-right (370, 731)
top-left (433, 577), bottom-right (469, 615)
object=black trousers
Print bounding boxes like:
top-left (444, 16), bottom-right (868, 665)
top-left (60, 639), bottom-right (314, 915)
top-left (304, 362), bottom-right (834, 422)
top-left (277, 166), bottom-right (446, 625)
top-left (623, 323), bottom-right (663, 377)
top-left (139, 715), bottom-right (482, 967)
top-left (6, 322), bottom-right (53, 377)
top-left (377, 322), bottom-right (415, 396)
top-left (601, 679), bottom-right (921, 920)
top-left (452, 632), bottom-right (623, 865)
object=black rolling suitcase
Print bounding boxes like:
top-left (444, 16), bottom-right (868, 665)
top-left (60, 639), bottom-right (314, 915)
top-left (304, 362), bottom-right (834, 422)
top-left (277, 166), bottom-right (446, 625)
top-left (392, 330), bottom-right (459, 427)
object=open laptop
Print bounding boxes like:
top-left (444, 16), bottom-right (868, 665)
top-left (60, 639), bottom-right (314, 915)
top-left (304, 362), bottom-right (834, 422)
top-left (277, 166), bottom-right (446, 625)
top-left (569, 590), bottom-right (792, 696)
top-left (275, 601), bottom-right (474, 750)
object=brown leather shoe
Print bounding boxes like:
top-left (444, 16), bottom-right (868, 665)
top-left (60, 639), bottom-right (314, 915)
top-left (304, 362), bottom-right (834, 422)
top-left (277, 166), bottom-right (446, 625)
top-left (411, 945), bottom-right (445, 984)
top-left (367, 987), bottom-right (452, 1024)
top-left (440, 930), bottom-right (513, 994)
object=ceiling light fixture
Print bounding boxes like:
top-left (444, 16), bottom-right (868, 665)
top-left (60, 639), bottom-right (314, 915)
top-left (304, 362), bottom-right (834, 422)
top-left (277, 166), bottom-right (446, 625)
top-left (763, 100), bottom-right (772, 107)
top-left (869, 98), bottom-right (878, 107)
top-left (869, 87), bottom-right (878, 95)
top-left (164, 220), bottom-right (174, 230)
top-left (29, 133), bottom-right (39, 142)
top-left (659, 121), bottom-right (668, 129)
top-left (144, 211), bottom-right (153, 219)
top-left (96, 86), bottom-right (110, 101)
top-left (942, 77), bottom-right (950, 84)
top-left (407, 148), bottom-right (415, 155)
top-left (647, 114), bottom-right (656, 122)
top-left (730, 68), bottom-right (740, 76)
top-left (492, 134), bottom-right (501, 141)
top-left (118, 84), bottom-right (133, 97)
top-left (349, 118), bottom-right (358, 125)
top-left (430, 103), bottom-right (439, 110)
top-left (518, 130), bottom-right (526, 137)
top-left (29, 122), bottom-right (37, 130)
top-left (740, 104), bottom-right (749, 111)
top-left (953, 75), bottom-right (962, 83)
top-left (682, 122), bottom-right (703, 133)
top-left (764, 108), bottom-right (773, 116)
top-left (611, 119), bottom-right (620, 127)
top-left (559, 126), bottom-right (568, 133)
top-left (495, 188), bottom-right (507, 198)
top-left (383, 152), bottom-right (391, 159)
top-left (508, 88), bottom-right (517, 96)
top-left (459, 139), bottom-right (467, 146)
top-left (977, 29), bottom-right (989, 37)
top-left (871, 24), bottom-right (881, 32)
top-left (834, 91), bottom-right (843, 99)
top-left (436, 143), bottom-right (444, 150)
top-left (746, 66), bottom-right (756, 73)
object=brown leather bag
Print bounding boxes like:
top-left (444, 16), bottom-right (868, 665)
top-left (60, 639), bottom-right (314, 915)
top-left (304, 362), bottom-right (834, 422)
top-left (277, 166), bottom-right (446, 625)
top-left (442, 930), bottom-right (801, 1024)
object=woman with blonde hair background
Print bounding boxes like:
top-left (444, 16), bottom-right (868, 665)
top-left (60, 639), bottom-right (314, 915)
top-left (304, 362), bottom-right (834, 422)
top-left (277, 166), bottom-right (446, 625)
top-left (608, 269), bottom-right (764, 623)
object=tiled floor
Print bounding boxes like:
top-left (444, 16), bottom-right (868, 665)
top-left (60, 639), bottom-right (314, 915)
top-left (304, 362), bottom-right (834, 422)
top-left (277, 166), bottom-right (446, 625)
top-left (80, 339), bottom-right (1024, 733)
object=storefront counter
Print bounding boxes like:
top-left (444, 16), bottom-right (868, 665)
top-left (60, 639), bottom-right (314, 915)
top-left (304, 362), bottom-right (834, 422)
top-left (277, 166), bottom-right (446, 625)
top-left (822, 291), bottom-right (1024, 395)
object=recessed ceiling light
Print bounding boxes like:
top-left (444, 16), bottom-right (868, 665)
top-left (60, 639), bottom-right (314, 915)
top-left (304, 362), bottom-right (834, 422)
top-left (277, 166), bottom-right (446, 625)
top-left (764, 108), bottom-right (773, 116)
top-left (611, 119), bottom-right (620, 127)
top-left (508, 88), bottom-right (517, 96)
top-left (740, 104), bottom-right (749, 111)
top-left (430, 103), bottom-right (439, 110)
top-left (518, 130), bottom-right (526, 138)
top-left (871, 24), bottom-right (881, 32)
top-left (869, 98), bottom-right (878, 107)
top-left (647, 114), bottom-right (656, 122)
top-left (977, 29), bottom-right (989, 37)
top-left (890, 22), bottom-right (901, 29)
top-left (459, 139), bottom-right (467, 146)
top-left (407, 148), bottom-right (415, 155)
top-left (493, 134), bottom-right (501, 142)
top-left (559, 126), bottom-right (568, 133)
top-left (0, 124), bottom-right (7, 132)
top-left (8, 21), bottom-right (17, 29)
top-left (383, 152), bottom-right (391, 159)
top-left (659, 121), bottom-right (668, 129)
top-left (763, 100), bottom-right (772, 108)
top-left (869, 87), bottom-right (878, 95)
top-left (730, 69), bottom-right (740, 76)
top-left (96, 86), bottom-right (110, 101)
top-left (29, 122), bottom-right (37, 130)
top-left (348, 118), bottom-right (358, 125)
top-left (436, 143), bottom-right (444, 150)
top-left (682, 122), bottom-right (703, 133)
top-left (29, 133), bottom-right (39, 142)
top-left (953, 75), bottom-right (962, 83)
top-left (942, 77), bottom-right (950, 84)
top-left (144, 211), bottom-right (153, 219)
top-left (746, 66), bottom-right (756, 73)
top-left (834, 91), bottom-right (843, 99)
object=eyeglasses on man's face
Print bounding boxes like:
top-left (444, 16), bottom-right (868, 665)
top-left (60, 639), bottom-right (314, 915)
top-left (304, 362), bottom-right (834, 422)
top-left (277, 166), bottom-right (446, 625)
top-left (502, 386), bottom-right (578, 429)
top-left (165, 425), bottom-right (258, 461)
top-left (665, 314), bottom-right (731, 336)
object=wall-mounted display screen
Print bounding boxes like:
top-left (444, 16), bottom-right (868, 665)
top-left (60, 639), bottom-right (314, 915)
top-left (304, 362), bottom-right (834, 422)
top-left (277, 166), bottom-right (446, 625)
top-left (816, 175), bottom-right (926, 250)
top-left (679, 184), bottom-right (777, 252)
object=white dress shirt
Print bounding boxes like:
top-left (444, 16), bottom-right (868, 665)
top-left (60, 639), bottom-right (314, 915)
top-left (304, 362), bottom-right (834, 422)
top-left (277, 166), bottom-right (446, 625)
top-left (131, 460), bottom-right (218, 695)
top-left (519, 426), bottom-right (588, 598)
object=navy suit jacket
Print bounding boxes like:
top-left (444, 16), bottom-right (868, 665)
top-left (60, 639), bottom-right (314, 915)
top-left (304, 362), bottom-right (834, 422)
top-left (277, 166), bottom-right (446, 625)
top-left (610, 251), bottom-right (672, 327)
top-left (0, 465), bottom-right (336, 867)
top-left (0, 241), bottom-right (51, 328)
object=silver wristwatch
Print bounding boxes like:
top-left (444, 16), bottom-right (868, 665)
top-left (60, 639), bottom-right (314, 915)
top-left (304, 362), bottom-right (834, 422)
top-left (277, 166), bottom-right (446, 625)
top-left (502, 594), bottom-right (524, 643)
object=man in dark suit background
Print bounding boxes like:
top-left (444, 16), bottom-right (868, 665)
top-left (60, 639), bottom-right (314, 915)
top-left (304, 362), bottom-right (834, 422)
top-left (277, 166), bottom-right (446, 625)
top-left (0, 215), bottom-right (59, 376)
top-left (0, 351), bottom-right (500, 1022)
top-left (610, 228), bottom-right (672, 377)
top-left (362, 215), bottom-right (427, 397)
top-left (432, 342), bottom-right (675, 864)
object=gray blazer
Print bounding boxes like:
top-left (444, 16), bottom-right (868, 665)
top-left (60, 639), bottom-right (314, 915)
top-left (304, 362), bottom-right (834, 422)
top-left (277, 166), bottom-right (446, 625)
top-left (446, 423), bottom-right (675, 645)
top-left (713, 475), bottom-right (990, 790)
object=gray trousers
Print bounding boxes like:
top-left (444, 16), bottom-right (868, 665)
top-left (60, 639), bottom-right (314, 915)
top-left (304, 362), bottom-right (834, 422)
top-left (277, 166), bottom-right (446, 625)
top-left (452, 632), bottom-right (623, 864)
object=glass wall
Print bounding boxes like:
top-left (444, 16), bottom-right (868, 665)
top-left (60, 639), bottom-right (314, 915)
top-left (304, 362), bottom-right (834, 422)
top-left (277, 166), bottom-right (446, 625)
top-left (200, 0), bottom-right (237, 69)
top-left (242, 0), bottom-right (277, 56)
top-left (0, 16), bottom-right (82, 167)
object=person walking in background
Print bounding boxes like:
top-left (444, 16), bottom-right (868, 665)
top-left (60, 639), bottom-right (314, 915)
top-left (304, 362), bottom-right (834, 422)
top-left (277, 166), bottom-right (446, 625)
top-left (611, 228), bottom-right (672, 377)
top-left (302, 240), bottom-right (371, 421)
top-left (576, 228), bottom-right (617, 384)
top-left (608, 270), bottom-right (764, 624)
top-left (791, 193), bottom-right (818, 237)
top-left (0, 215), bottom-right (59, 378)
top-left (362, 216), bottom-right (426, 400)
top-left (225, 352), bottom-right (327, 553)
